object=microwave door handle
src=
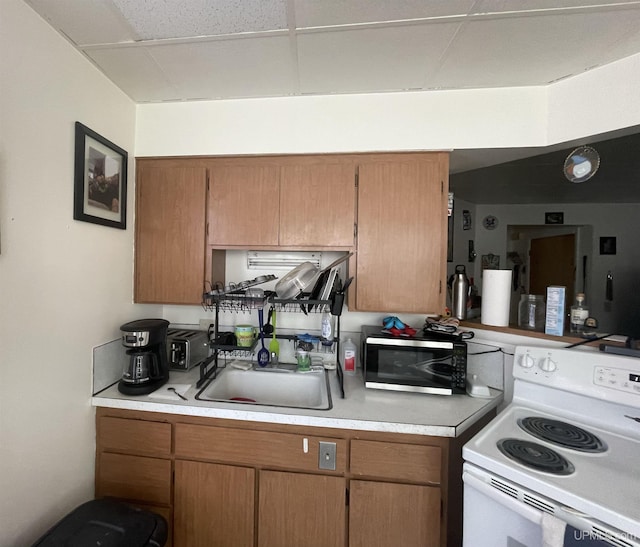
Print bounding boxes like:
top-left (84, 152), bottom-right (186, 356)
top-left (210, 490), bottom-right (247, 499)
top-left (413, 357), bottom-right (452, 371)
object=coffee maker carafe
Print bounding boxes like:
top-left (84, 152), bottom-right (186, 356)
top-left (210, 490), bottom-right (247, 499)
top-left (118, 319), bottom-right (170, 395)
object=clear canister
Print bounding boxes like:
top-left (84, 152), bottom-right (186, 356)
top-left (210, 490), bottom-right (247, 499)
top-left (518, 294), bottom-right (546, 331)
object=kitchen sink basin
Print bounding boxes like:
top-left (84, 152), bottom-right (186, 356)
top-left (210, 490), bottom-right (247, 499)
top-left (196, 365), bottom-right (332, 410)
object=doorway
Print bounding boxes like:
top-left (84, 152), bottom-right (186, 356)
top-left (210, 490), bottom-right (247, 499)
top-left (529, 234), bottom-right (576, 300)
top-left (506, 225), bottom-right (590, 326)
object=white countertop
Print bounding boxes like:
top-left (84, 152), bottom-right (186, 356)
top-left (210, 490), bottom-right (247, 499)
top-left (92, 367), bottom-right (502, 438)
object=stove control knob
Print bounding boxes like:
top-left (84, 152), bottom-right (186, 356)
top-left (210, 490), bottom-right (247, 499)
top-left (520, 354), bottom-right (536, 368)
top-left (539, 356), bottom-right (557, 372)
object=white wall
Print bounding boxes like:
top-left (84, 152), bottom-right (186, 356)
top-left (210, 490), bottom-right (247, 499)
top-left (135, 86), bottom-right (548, 157)
top-left (135, 52), bottom-right (640, 158)
top-left (0, 1), bottom-right (157, 545)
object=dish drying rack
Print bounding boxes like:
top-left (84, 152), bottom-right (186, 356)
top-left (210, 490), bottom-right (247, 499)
top-left (199, 280), bottom-right (347, 398)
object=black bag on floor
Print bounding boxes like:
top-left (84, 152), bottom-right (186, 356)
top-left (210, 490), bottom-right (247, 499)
top-left (32, 498), bottom-right (167, 547)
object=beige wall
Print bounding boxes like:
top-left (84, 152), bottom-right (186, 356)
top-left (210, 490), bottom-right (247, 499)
top-left (0, 1), bottom-right (157, 545)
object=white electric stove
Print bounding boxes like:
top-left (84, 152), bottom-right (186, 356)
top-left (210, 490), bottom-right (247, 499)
top-left (463, 345), bottom-right (640, 547)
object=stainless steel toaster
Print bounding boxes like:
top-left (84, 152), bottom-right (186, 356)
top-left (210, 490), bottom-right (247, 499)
top-left (167, 329), bottom-right (209, 371)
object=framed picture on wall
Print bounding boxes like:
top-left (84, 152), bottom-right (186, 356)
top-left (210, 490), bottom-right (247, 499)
top-left (462, 210), bottom-right (472, 230)
top-left (600, 236), bottom-right (616, 255)
top-left (481, 253), bottom-right (500, 270)
top-left (545, 211), bottom-right (564, 225)
top-left (73, 121), bottom-right (128, 229)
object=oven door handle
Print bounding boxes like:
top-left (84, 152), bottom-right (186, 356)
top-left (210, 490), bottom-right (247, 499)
top-left (463, 470), bottom-right (543, 525)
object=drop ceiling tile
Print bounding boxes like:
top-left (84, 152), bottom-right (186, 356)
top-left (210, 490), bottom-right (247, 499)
top-left (146, 36), bottom-right (297, 99)
top-left (432, 9), bottom-right (640, 88)
top-left (297, 22), bottom-right (460, 94)
top-left (86, 47), bottom-right (180, 102)
top-left (24, 0), bottom-right (137, 45)
top-left (111, 0), bottom-right (288, 40)
top-left (294, 0), bottom-right (476, 28)
top-left (473, 0), bottom-right (640, 14)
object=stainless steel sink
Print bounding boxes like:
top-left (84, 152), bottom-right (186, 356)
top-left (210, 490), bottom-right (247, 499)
top-left (196, 364), bottom-right (332, 410)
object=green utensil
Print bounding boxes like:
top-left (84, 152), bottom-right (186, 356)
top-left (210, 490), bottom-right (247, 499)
top-left (269, 308), bottom-right (279, 358)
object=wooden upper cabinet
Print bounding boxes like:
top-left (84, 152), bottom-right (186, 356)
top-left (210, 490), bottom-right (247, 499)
top-left (354, 153), bottom-right (449, 314)
top-left (207, 156), bottom-right (356, 249)
top-left (135, 164), bottom-right (207, 304)
top-left (279, 161), bottom-right (356, 248)
top-left (207, 163), bottom-right (280, 247)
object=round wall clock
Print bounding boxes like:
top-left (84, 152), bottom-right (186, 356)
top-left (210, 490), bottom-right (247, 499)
top-left (482, 215), bottom-right (498, 230)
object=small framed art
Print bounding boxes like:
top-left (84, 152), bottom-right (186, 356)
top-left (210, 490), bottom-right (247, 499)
top-left (73, 121), bottom-right (127, 229)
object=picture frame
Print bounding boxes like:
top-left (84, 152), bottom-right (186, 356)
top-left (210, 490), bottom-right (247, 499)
top-left (462, 209), bottom-right (472, 230)
top-left (73, 122), bottom-right (127, 229)
top-left (481, 253), bottom-right (500, 270)
top-left (545, 211), bottom-right (564, 225)
top-left (599, 236), bottom-right (617, 255)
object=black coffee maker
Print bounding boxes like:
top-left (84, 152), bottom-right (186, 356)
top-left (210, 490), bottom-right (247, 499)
top-left (118, 319), bottom-right (170, 395)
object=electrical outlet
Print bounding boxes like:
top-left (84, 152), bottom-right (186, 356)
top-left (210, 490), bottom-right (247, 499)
top-left (199, 318), bottom-right (214, 331)
top-left (318, 441), bottom-right (337, 471)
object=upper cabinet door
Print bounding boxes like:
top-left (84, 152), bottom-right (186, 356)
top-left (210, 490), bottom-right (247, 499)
top-left (279, 161), bottom-right (356, 248)
top-left (135, 164), bottom-right (207, 304)
top-left (208, 163), bottom-right (280, 247)
top-left (355, 154), bottom-right (449, 314)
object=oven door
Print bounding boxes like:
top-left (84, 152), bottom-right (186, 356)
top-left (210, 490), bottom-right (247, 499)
top-left (463, 464), bottom-right (542, 547)
top-left (463, 463), bottom-right (638, 547)
top-left (364, 338), bottom-right (461, 395)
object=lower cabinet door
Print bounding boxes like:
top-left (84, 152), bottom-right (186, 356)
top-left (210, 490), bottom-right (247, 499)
top-left (258, 470), bottom-right (346, 547)
top-left (349, 480), bottom-right (441, 547)
top-left (97, 452), bottom-right (171, 505)
top-left (174, 460), bottom-right (255, 547)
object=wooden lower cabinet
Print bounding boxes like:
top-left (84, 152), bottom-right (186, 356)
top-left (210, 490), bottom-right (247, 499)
top-left (95, 408), bottom-right (496, 547)
top-left (259, 470), bottom-right (346, 547)
top-left (97, 452), bottom-right (172, 506)
top-left (349, 480), bottom-right (440, 547)
top-left (174, 460), bottom-right (255, 547)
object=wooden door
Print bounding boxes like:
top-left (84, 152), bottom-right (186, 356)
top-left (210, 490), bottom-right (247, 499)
top-left (258, 470), bottom-right (346, 547)
top-left (174, 460), bottom-right (255, 547)
top-left (355, 154), bottom-right (448, 313)
top-left (279, 160), bottom-right (356, 248)
top-left (529, 234), bottom-right (575, 305)
top-left (208, 162), bottom-right (280, 247)
top-left (349, 480), bottom-right (440, 547)
top-left (135, 165), bottom-right (207, 304)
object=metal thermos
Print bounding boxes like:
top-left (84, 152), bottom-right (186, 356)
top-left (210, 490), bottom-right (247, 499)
top-left (451, 265), bottom-right (470, 320)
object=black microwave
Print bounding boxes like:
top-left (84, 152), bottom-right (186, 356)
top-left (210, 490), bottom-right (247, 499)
top-left (361, 325), bottom-right (467, 395)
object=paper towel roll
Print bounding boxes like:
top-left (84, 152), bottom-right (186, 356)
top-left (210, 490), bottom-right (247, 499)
top-left (481, 269), bottom-right (513, 326)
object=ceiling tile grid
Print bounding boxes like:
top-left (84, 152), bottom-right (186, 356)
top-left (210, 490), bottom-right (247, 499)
top-left (111, 0), bottom-right (289, 39)
top-left (296, 22), bottom-right (460, 95)
top-left (20, 0), bottom-right (640, 197)
top-left (147, 36), bottom-right (299, 100)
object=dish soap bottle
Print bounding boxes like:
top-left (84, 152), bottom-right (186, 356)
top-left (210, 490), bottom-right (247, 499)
top-left (342, 338), bottom-right (357, 375)
top-left (320, 309), bottom-right (335, 352)
top-left (570, 293), bottom-right (589, 334)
